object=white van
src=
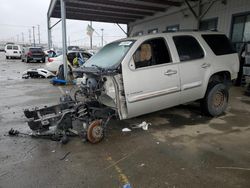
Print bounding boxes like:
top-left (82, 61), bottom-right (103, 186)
top-left (5, 44), bottom-right (22, 59)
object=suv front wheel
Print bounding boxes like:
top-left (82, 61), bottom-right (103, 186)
top-left (201, 82), bottom-right (229, 117)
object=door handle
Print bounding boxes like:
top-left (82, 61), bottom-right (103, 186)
top-left (201, 63), bottom-right (211, 69)
top-left (164, 69), bottom-right (177, 76)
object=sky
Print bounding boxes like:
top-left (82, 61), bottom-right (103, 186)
top-left (0, 0), bottom-right (127, 48)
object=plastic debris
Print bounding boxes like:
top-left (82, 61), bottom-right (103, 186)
top-left (123, 183), bottom-right (132, 188)
top-left (139, 163), bottom-right (145, 167)
top-left (122, 128), bottom-right (131, 132)
top-left (132, 121), bottom-right (151, 130)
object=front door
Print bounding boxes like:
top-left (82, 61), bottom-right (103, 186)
top-left (122, 37), bottom-right (181, 118)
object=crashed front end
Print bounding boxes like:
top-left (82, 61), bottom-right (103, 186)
top-left (23, 39), bottom-right (134, 144)
top-left (23, 66), bottom-right (127, 144)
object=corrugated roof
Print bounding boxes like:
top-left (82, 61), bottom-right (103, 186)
top-left (48, 0), bottom-right (183, 24)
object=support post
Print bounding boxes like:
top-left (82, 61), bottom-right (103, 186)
top-left (60, 0), bottom-right (68, 81)
top-left (38, 25), bottom-right (41, 45)
top-left (47, 16), bottom-right (52, 49)
top-left (32, 26), bottom-right (36, 47)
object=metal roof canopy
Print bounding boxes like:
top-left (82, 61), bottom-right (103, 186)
top-left (48, 0), bottom-right (182, 24)
top-left (47, 0), bottom-right (182, 81)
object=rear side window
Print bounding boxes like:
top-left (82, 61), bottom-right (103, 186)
top-left (6, 46), bottom-right (12, 50)
top-left (202, 34), bottom-right (236, 55)
top-left (13, 46), bottom-right (18, 50)
top-left (173, 35), bottom-right (204, 61)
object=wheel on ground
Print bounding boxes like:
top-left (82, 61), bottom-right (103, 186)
top-left (87, 120), bottom-right (104, 144)
top-left (6, 56), bottom-right (8, 59)
top-left (201, 82), bottom-right (229, 117)
top-left (42, 58), bottom-right (45, 63)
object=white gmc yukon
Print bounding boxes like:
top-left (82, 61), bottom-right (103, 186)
top-left (78, 31), bottom-right (239, 120)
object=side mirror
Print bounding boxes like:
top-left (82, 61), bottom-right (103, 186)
top-left (129, 59), bottom-right (135, 70)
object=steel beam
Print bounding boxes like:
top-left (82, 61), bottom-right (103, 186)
top-left (47, 16), bottom-right (52, 49)
top-left (66, 0), bottom-right (165, 12)
top-left (60, 0), bottom-right (68, 81)
top-left (54, 6), bottom-right (144, 19)
top-left (136, 0), bottom-right (182, 6)
top-left (53, 10), bottom-right (136, 22)
top-left (53, 12), bottom-right (132, 24)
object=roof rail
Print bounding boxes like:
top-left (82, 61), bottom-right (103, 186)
top-left (163, 29), bottom-right (218, 33)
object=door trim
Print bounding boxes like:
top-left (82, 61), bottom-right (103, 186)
top-left (128, 86), bottom-right (180, 103)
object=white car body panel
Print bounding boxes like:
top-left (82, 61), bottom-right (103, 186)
top-left (45, 55), bottom-right (63, 72)
top-left (116, 31), bottom-right (239, 119)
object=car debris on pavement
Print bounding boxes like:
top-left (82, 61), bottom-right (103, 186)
top-left (22, 68), bottom-right (55, 79)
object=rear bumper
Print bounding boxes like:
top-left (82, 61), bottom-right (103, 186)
top-left (6, 54), bottom-right (21, 57)
top-left (28, 56), bottom-right (45, 61)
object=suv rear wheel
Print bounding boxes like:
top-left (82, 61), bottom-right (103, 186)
top-left (201, 82), bottom-right (229, 117)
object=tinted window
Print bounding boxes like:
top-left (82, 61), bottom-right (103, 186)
top-left (199, 18), bottom-right (218, 31)
top-left (202, 34), bottom-right (236, 55)
top-left (6, 46), bottom-right (12, 50)
top-left (133, 38), bottom-right (171, 69)
top-left (148, 28), bottom-right (158, 34)
top-left (13, 46), bottom-right (18, 50)
top-left (173, 36), bottom-right (204, 61)
top-left (166, 25), bottom-right (179, 32)
top-left (30, 48), bottom-right (43, 52)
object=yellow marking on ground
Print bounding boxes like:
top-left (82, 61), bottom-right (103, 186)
top-left (106, 156), bottom-right (130, 185)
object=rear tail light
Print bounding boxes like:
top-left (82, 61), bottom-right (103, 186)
top-left (48, 58), bottom-right (54, 62)
top-left (27, 51), bottom-right (32, 56)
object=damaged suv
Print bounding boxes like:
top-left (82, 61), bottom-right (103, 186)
top-left (24, 31), bottom-right (239, 143)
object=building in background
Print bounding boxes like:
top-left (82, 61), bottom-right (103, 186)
top-left (129, 0), bottom-right (250, 51)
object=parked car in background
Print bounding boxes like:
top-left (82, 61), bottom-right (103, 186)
top-left (45, 51), bottom-right (92, 72)
top-left (5, 44), bottom-right (22, 59)
top-left (67, 46), bottom-right (80, 51)
top-left (21, 47), bottom-right (46, 63)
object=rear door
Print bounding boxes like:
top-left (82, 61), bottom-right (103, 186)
top-left (172, 35), bottom-right (212, 103)
top-left (122, 37), bottom-right (181, 118)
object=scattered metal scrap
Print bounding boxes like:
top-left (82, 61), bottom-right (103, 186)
top-left (22, 68), bottom-right (55, 79)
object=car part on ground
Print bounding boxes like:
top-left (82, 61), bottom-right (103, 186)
top-left (23, 94), bottom-right (115, 144)
top-left (22, 68), bottom-right (55, 79)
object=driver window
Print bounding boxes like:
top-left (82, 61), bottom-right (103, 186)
top-left (133, 38), bottom-right (171, 69)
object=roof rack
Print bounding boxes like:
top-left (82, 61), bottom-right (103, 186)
top-left (163, 29), bottom-right (218, 33)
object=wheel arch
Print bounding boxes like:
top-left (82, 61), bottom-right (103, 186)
top-left (202, 70), bottom-right (232, 98)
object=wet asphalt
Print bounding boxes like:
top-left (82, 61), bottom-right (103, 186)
top-left (0, 52), bottom-right (250, 188)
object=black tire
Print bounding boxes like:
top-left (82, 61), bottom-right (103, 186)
top-left (6, 56), bottom-right (8, 59)
top-left (42, 58), bottom-right (45, 63)
top-left (201, 82), bottom-right (229, 117)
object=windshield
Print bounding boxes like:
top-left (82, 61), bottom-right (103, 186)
top-left (84, 40), bottom-right (135, 69)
